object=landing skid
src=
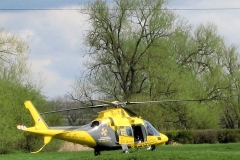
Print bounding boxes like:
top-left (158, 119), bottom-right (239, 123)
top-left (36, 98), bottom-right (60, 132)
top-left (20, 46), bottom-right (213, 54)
top-left (147, 145), bottom-right (156, 151)
top-left (94, 148), bottom-right (101, 156)
top-left (121, 144), bottom-right (129, 154)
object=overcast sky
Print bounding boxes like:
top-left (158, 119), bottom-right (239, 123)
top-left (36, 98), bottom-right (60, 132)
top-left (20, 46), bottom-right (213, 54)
top-left (0, 0), bottom-right (239, 99)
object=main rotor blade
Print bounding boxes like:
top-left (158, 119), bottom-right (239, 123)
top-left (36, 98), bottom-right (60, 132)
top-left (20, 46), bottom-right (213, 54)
top-left (92, 100), bottom-right (120, 106)
top-left (41, 99), bottom-right (211, 114)
top-left (126, 99), bottom-right (210, 105)
top-left (40, 104), bottom-right (109, 114)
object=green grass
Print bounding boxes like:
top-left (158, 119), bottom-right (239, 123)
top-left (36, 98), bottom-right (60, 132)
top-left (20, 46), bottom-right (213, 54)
top-left (1, 143), bottom-right (240, 160)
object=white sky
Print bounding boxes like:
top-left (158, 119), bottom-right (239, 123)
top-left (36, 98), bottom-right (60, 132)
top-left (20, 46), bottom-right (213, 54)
top-left (0, 0), bottom-right (239, 99)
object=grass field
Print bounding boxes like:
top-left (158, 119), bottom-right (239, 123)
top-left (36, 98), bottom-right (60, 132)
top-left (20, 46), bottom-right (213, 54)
top-left (1, 143), bottom-right (240, 160)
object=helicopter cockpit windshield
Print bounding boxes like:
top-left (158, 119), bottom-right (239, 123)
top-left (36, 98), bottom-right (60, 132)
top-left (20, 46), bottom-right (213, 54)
top-left (143, 120), bottom-right (160, 136)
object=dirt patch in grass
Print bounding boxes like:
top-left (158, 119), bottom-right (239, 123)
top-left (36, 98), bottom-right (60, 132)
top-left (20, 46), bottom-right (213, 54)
top-left (168, 141), bottom-right (182, 145)
top-left (58, 142), bottom-right (93, 152)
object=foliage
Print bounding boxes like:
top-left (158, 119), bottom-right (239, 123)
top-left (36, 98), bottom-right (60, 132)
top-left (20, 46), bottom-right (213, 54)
top-left (0, 80), bottom-right (38, 153)
top-left (73, 0), bottom-right (240, 130)
top-left (0, 79), bottom-right (62, 153)
top-left (79, 0), bottom-right (177, 100)
top-left (165, 130), bottom-right (194, 144)
top-left (164, 129), bottom-right (240, 144)
top-left (0, 29), bottom-right (62, 153)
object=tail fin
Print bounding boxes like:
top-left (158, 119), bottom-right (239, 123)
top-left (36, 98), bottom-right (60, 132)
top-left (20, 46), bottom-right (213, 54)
top-left (18, 101), bottom-right (52, 153)
top-left (24, 101), bottom-right (48, 130)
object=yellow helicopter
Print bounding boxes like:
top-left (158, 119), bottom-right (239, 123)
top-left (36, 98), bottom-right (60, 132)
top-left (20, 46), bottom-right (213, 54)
top-left (17, 100), bottom-right (170, 156)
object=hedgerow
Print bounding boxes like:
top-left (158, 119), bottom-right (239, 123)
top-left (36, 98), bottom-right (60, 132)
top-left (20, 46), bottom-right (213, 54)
top-left (164, 129), bottom-right (240, 144)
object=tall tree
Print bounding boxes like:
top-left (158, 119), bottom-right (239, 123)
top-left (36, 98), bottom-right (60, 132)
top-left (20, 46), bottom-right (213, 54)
top-left (80, 0), bottom-right (176, 100)
top-left (0, 28), bottom-right (30, 83)
top-left (75, 1), bottom-right (240, 130)
top-left (219, 45), bottom-right (240, 128)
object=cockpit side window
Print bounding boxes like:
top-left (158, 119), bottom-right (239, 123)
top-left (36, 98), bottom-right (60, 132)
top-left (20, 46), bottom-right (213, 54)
top-left (144, 120), bottom-right (160, 136)
top-left (91, 121), bottom-right (100, 127)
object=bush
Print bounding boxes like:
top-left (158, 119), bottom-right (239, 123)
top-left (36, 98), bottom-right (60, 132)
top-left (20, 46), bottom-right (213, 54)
top-left (193, 129), bottom-right (219, 144)
top-left (0, 80), bottom-right (62, 153)
top-left (164, 129), bottom-right (240, 144)
top-left (164, 130), bottom-right (178, 144)
top-left (165, 130), bottom-right (194, 144)
top-left (218, 129), bottom-right (240, 143)
top-left (176, 130), bottom-right (194, 144)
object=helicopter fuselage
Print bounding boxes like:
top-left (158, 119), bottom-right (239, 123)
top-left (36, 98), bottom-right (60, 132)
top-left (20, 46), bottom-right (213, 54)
top-left (50, 107), bottom-right (168, 151)
top-left (17, 101), bottom-right (168, 155)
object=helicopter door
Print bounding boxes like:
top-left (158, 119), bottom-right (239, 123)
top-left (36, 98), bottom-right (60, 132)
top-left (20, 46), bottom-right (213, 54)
top-left (117, 126), bottom-right (134, 144)
top-left (132, 125), bottom-right (147, 142)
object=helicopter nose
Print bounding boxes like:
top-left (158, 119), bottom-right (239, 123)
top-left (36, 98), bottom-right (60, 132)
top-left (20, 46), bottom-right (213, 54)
top-left (160, 133), bottom-right (168, 143)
